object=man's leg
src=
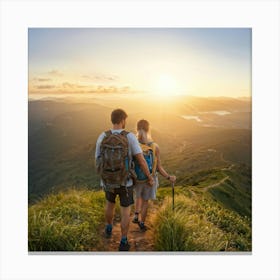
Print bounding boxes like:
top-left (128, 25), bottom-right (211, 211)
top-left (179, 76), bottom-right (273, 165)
top-left (119, 186), bottom-right (133, 251)
top-left (104, 200), bottom-right (115, 237)
top-left (119, 205), bottom-right (131, 251)
top-left (105, 200), bottom-right (115, 225)
top-left (120, 205), bottom-right (131, 237)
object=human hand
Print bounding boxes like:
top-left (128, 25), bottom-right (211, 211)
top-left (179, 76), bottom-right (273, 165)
top-left (147, 176), bottom-right (154, 187)
top-left (169, 175), bottom-right (176, 183)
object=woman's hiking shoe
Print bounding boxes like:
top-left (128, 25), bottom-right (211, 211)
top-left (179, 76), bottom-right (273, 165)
top-left (138, 221), bottom-right (147, 232)
top-left (105, 224), bottom-right (112, 238)
top-left (132, 215), bottom-right (139, 223)
top-left (119, 237), bottom-right (130, 251)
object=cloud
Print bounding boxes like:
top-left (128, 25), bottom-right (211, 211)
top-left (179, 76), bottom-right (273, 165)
top-left (36, 85), bottom-right (56, 89)
top-left (81, 74), bottom-right (119, 82)
top-left (29, 80), bottom-right (132, 95)
top-left (120, 86), bottom-right (130, 92)
top-left (62, 82), bottom-right (88, 89)
top-left (106, 76), bottom-right (117, 81)
top-left (48, 70), bottom-right (63, 76)
top-left (81, 75), bottom-right (91, 79)
top-left (60, 83), bottom-right (121, 93)
top-left (38, 78), bottom-right (52, 82)
top-left (32, 77), bottom-right (52, 82)
top-left (87, 85), bottom-right (131, 94)
top-left (62, 82), bottom-right (76, 89)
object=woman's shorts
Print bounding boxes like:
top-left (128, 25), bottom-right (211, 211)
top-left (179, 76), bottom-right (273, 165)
top-left (134, 175), bottom-right (158, 201)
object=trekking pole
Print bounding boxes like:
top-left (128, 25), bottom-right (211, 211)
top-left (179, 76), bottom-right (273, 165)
top-left (172, 181), bottom-right (175, 211)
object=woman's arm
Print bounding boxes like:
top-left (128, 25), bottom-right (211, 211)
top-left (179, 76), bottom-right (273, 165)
top-left (155, 144), bottom-right (176, 182)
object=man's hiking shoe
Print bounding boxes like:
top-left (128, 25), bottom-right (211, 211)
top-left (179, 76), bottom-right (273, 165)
top-left (132, 215), bottom-right (139, 223)
top-left (138, 221), bottom-right (147, 232)
top-left (105, 224), bottom-right (112, 238)
top-left (119, 240), bottom-right (130, 251)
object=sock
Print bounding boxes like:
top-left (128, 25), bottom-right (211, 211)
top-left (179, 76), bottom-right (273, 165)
top-left (121, 236), bottom-right (128, 244)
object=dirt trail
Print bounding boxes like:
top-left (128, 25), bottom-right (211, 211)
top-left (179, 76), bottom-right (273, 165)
top-left (100, 201), bottom-right (158, 252)
top-left (97, 162), bottom-right (234, 251)
top-left (200, 161), bottom-right (234, 192)
top-left (203, 176), bottom-right (229, 192)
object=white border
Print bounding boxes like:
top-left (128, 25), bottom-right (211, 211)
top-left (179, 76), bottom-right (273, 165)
top-left (1, 0), bottom-right (279, 280)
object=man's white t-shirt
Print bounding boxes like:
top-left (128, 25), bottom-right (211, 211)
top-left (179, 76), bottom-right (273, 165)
top-left (95, 129), bottom-right (142, 187)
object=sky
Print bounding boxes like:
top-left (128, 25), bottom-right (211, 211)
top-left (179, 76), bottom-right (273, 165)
top-left (28, 28), bottom-right (251, 98)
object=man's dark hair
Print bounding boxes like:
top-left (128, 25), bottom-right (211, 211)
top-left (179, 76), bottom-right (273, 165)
top-left (111, 109), bottom-right (128, 124)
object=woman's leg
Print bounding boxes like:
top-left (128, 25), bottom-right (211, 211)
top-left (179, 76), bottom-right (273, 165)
top-left (140, 199), bottom-right (149, 223)
top-left (135, 196), bottom-right (142, 214)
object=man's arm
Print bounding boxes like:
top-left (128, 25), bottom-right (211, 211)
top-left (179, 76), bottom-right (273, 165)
top-left (95, 132), bottom-right (105, 169)
top-left (95, 132), bottom-right (106, 158)
top-left (134, 153), bottom-right (154, 186)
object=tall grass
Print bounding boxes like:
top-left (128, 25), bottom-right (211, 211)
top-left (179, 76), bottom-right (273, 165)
top-left (28, 188), bottom-right (105, 251)
top-left (153, 194), bottom-right (251, 251)
top-left (28, 183), bottom-right (251, 252)
top-left (199, 198), bottom-right (251, 250)
top-left (154, 195), bottom-right (227, 251)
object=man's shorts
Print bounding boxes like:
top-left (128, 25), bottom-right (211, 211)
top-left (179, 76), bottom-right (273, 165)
top-left (105, 186), bottom-right (134, 207)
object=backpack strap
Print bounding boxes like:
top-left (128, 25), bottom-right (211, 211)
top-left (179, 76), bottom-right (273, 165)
top-left (120, 130), bottom-right (129, 137)
top-left (120, 130), bottom-right (131, 159)
top-left (105, 130), bottom-right (129, 137)
top-left (141, 142), bottom-right (157, 175)
top-left (150, 142), bottom-right (158, 175)
top-left (104, 130), bottom-right (112, 137)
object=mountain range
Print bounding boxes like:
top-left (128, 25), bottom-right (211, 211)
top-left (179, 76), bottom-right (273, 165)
top-left (28, 95), bottom-right (251, 207)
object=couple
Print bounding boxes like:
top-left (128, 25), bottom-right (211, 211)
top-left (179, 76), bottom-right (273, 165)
top-left (95, 109), bottom-right (176, 251)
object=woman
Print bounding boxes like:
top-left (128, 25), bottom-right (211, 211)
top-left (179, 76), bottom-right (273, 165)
top-left (133, 119), bottom-right (176, 231)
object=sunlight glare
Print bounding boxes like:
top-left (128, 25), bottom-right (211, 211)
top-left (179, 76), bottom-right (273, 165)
top-left (154, 74), bottom-right (177, 97)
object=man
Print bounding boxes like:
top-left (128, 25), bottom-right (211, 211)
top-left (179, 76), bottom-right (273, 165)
top-left (95, 109), bottom-right (154, 251)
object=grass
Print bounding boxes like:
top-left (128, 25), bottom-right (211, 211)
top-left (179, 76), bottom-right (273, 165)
top-left (28, 188), bottom-right (105, 251)
top-left (153, 190), bottom-right (251, 252)
top-left (28, 166), bottom-right (251, 252)
top-left (207, 178), bottom-right (251, 217)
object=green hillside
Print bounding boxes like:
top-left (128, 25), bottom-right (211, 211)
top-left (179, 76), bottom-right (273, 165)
top-left (28, 165), bottom-right (251, 252)
top-left (177, 164), bottom-right (251, 217)
top-left (28, 96), bottom-right (251, 252)
top-left (28, 97), bottom-right (251, 203)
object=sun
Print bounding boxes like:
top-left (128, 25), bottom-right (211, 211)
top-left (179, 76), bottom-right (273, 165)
top-left (154, 74), bottom-right (177, 97)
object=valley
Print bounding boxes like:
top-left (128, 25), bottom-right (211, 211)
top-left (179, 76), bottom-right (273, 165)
top-left (28, 94), bottom-right (252, 252)
top-left (28, 95), bottom-right (251, 203)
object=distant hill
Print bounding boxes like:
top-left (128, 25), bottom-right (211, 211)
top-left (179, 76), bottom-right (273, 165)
top-left (179, 164), bottom-right (251, 217)
top-left (28, 96), bottom-right (251, 203)
top-left (28, 95), bottom-right (252, 252)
